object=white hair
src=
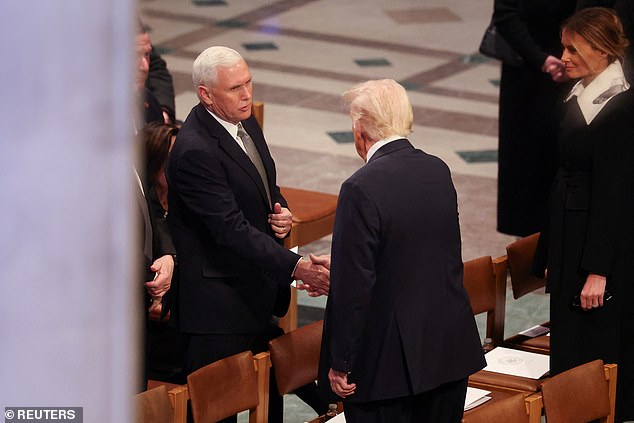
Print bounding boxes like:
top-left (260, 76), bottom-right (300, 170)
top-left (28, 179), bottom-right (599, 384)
top-left (192, 46), bottom-right (244, 89)
top-left (342, 79), bottom-right (413, 142)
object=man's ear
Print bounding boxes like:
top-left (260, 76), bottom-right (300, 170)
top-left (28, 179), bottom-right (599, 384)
top-left (198, 85), bottom-right (212, 107)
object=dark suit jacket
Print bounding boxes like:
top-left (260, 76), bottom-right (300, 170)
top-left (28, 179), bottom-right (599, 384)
top-left (318, 140), bottom-right (485, 403)
top-left (166, 103), bottom-right (299, 334)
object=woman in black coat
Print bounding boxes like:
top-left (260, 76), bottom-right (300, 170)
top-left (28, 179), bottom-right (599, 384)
top-left (535, 8), bottom-right (634, 421)
top-left (494, 0), bottom-right (576, 236)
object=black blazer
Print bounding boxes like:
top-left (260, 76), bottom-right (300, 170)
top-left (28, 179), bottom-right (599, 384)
top-left (166, 103), bottom-right (299, 334)
top-left (318, 140), bottom-right (485, 403)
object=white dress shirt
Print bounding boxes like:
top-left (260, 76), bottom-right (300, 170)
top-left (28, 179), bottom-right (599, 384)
top-left (205, 108), bottom-right (248, 152)
top-left (366, 135), bottom-right (404, 162)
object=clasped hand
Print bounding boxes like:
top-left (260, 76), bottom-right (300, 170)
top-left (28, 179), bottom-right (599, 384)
top-left (580, 273), bottom-right (607, 311)
top-left (294, 254), bottom-right (331, 296)
top-left (269, 202), bottom-right (292, 239)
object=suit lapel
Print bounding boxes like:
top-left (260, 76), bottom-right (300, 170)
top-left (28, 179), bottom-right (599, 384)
top-left (195, 105), bottom-right (271, 208)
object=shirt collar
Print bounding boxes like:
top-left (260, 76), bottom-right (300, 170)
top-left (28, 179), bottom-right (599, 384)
top-left (564, 61), bottom-right (630, 124)
top-left (366, 135), bottom-right (403, 162)
top-left (205, 107), bottom-right (239, 139)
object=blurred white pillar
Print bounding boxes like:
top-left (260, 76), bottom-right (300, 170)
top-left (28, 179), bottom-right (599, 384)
top-left (0, 1), bottom-right (139, 422)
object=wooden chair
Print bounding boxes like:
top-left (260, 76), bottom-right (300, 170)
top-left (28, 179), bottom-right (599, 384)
top-left (135, 385), bottom-right (174, 423)
top-left (503, 233), bottom-right (550, 354)
top-left (540, 360), bottom-right (617, 423)
top-left (268, 320), bottom-right (323, 395)
top-left (251, 101), bottom-right (338, 332)
top-left (464, 256), bottom-right (543, 395)
top-left (462, 392), bottom-right (543, 423)
top-left (187, 351), bottom-right (271, 423)
top-left (462, 256), bottom-right (507, 348)
top-left (145, 380), bottom-right (189, 423)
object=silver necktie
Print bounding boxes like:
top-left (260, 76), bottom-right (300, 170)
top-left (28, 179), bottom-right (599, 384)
top-left (237, 123), bottom-right (271, 207)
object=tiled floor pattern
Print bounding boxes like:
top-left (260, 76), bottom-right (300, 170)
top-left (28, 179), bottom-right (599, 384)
top-left (140, 0), bottom-right (549, 420)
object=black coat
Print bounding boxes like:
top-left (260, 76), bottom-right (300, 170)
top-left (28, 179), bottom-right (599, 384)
top-left (318, 140), bottom-right (485, 403)
top-left (535, 89), bottom-right (634, 420)
top-left (494, 0), bottom-right (576, 236)
top-left (166, 104), bottom-right (299, 334)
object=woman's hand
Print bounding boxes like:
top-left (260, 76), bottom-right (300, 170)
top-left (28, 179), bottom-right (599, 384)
top-left (580, 273), bottom-right (607, 311)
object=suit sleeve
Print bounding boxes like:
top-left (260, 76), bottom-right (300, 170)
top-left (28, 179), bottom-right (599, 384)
top-left (329, 181), bottom-right (380, 373)
top-left (145, 46), bottom-right (175, 122)
top-left (172, 147), bottom-right (300, 283)
top-left (493, 0), bottom-right (548, 69)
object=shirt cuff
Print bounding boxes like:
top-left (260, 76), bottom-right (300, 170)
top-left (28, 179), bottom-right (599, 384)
top-left (291, 257), bottom-right (303, 278)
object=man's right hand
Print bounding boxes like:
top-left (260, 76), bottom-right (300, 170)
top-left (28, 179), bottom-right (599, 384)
top-left (294, 259), bottom-right (330, 296)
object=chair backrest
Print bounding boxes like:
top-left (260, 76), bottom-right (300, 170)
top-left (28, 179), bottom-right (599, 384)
top-left (135, 385), bottom-right (174, 423)
top-left (187, 351), bottom-right (262, 423)
top-left (252, 101), bottom-right (264, 129)
top-left (506, 233), bottom-right (546, 299)
top-left (462, 393), bottom-right (532, 423)
top-left (268, 320), bottom-right (324, 395)
top-left (463, 256), bottom-right (507, 346)
top-left (540, 360), bottom-right (613, 423)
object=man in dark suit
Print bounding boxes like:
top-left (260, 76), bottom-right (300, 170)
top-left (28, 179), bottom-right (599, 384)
top-left (316, 79), bottom-right (485, 423)
top-left (165, 46), bottom-right (329, 422)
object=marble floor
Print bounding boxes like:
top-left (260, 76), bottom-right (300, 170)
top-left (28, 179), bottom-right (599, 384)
top-left (139, 0), bottom-right (550, 421)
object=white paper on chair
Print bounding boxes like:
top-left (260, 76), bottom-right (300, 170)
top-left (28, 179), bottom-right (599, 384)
top-left (464, 387), bottom-right (491, 411)
top-left (518, 324), bottom-right (550, 337)
top-left (328, 412), bottom-right (346, 422)
top-left (483, 347), bottom-right (549, 379)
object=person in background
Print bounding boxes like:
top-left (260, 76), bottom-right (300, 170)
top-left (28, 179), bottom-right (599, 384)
top-left (317, 79), bottom-right (485, 423)
top-left (533, 8), bottom-right (634, 421)
top-left (146, 46), bottom-right (176, 124)
top-left (141, 122), bottom-right (187, 384)
top-left (133, 21), bottom-right (177, 389)
top-left (166, 46), bottom-right (329, 422)
top-left (494, 0), bottom-right (576, 237)
top-left (143, 122), bottom-right (178, 217)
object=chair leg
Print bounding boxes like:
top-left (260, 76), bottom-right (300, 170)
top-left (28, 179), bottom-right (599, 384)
top-left (251, 352), bottom-right (271, 423)
top-left (604, 364), bottom-right (618, 423)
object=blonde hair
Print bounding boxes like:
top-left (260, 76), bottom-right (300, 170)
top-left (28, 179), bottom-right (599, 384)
top-left (562, 7), bottom-right (629, 64)
top-left (192, 46), bottom-right (244, 89)
top-left (342, 79), bottom-right (413, 142)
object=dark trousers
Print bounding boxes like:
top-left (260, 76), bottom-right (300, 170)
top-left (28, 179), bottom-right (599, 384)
top-left (185, 324), bottom-right (326, 423)
top-left (344, 377), bottom-right (468, 423)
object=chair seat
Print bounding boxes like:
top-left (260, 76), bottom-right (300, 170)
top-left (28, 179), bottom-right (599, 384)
top-left (469, 370), bottom-right (543, 394)
top-left (504, 333), bottom-right (550, 354)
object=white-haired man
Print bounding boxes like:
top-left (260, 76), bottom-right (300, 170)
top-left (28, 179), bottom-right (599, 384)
top-left (166, 46), bottom-right (329, 422)
top-left (316, 79), bottom-right (485, 423)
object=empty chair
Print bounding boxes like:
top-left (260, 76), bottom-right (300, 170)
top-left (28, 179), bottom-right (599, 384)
top-left (464, 256), bottom-right (542, 395)
top-left (503, 233), bottom-right (550, 353)
top-left (268, 320), bottom-right (324, 395)
top-left (462, 393), bottom-right (542, 423)
top-left (187, 351), bottom-right (270, 423)
top-left (135, 385), bottom-right (173, 423)
top-left (462, 256), bottom-right (507, 347)
top-left (540, 360), bottom-right (617, 423)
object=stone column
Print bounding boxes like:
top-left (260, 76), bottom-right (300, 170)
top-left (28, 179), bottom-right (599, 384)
top-left (0, 1), bottom-right (139, 421)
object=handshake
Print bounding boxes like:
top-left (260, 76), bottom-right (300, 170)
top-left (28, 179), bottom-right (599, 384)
top-left (293, 254), bottom-right (331, 297)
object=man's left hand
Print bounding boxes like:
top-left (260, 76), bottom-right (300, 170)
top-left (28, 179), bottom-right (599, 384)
top-left (145, 254), bottom-right (174, 297)
top-left (269, 202), bottom-right (292, 239)
top-left (329, 368), bottom-right (356, 398)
